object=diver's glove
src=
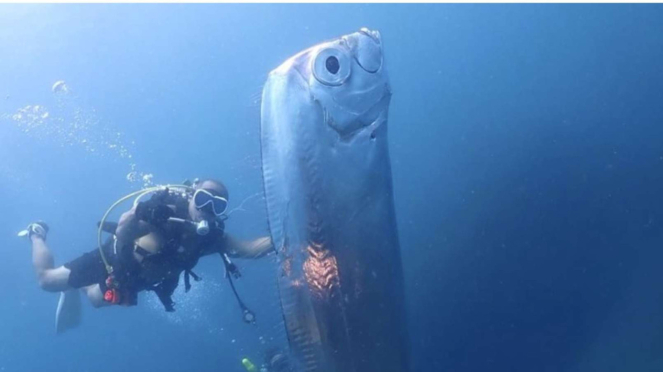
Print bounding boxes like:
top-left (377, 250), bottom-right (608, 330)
top-left (17, 221), bottom-right (49, 241)
top-left (135, 188), bottom-right (174, 226)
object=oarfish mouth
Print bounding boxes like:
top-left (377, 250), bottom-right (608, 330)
top-left (343, 28), bottom-right (383, 74)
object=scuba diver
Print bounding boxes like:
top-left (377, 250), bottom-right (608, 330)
top-left (19, 178), bottom-right (273, 333)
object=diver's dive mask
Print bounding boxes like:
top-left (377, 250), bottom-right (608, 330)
top-left (193, 188), bottom-right (228, 217)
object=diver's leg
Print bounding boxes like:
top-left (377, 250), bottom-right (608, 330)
top-left (29, 234), bottom-right (86, 333)
top-left (82, 284), bottom-right (111, 308)
top-left (30, 236), bottom-right (72, 292)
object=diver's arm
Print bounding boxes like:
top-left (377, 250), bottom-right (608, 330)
top-left (201, 233), bottom-right (274, 259)
top-left (223, 234), bottom-right (274, 259)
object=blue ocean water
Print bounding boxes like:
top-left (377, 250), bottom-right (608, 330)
top-left (1, 4), bottom-right (663, 372)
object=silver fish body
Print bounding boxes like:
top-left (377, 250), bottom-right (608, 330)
top-left (260, 28), bottom-right (409, 372)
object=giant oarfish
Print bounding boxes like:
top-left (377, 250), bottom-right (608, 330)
top-left (260, 28), bottom-right (409, 372)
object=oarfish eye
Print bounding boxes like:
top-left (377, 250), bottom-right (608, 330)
top-left (312, 47), bottom-right (351, 86)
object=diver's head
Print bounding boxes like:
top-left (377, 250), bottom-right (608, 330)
top-left (189, 179), bottom-right (229, 222)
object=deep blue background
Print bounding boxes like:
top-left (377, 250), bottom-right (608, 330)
top-left (1, 4), bottom-right (663, 372)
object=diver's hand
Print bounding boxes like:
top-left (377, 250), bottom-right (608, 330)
top-left (135, 203), bottom-right (174, 226)
top-left (135, 189), bottom-right (174, 226)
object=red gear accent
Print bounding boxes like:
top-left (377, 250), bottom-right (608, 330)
top-left (104, 289), bottom-right (121, 304)
top-left (103, 275), bottom-right (122, 304)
